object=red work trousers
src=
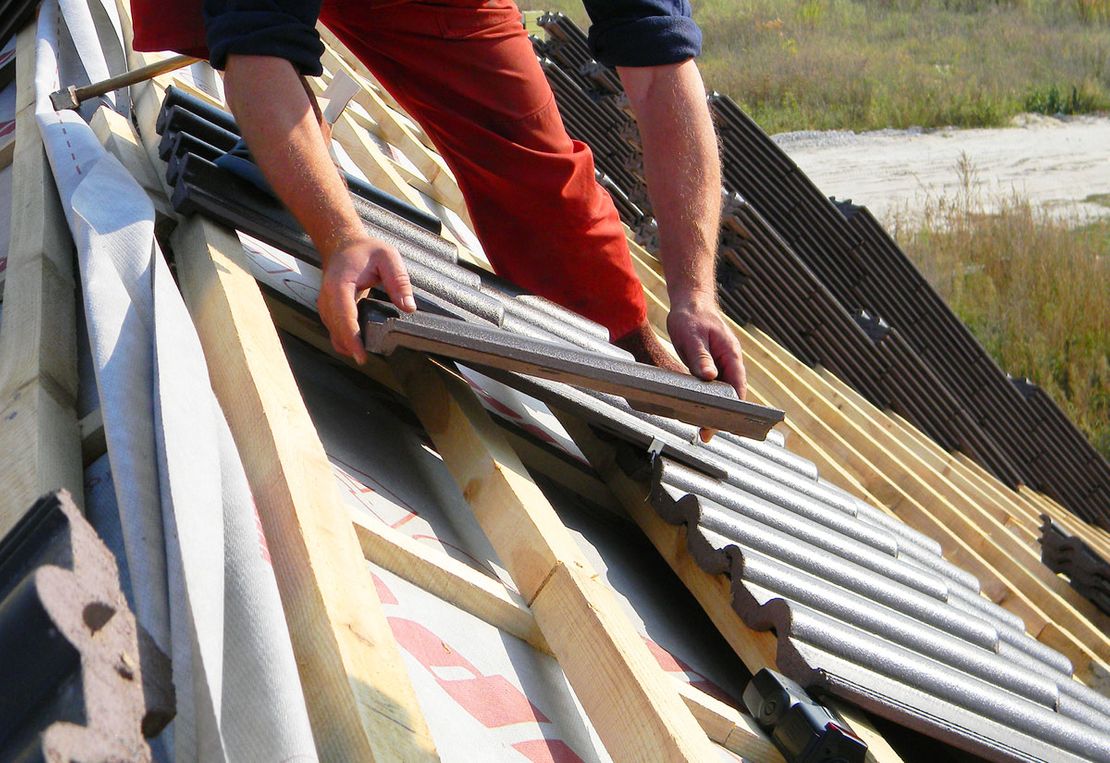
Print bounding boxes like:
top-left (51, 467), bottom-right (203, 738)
top-left (319, 0), bottom-right (647, 339)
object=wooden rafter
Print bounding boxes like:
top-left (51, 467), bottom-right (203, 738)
top-left (170, 216), bottom-right (437, 761)
top-left (0, 22), bottom-right (83, 534)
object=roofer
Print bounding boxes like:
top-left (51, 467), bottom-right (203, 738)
top-left (131, 0), bottom-right (746, 399)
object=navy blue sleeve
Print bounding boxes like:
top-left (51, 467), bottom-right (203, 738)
top-left (203, 0), bottom-right (324, 76)
top-left (581, 0), bottom-right (702, 68)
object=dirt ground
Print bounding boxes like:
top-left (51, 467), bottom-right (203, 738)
top-left (772, 114), bottom-right (1110, 228)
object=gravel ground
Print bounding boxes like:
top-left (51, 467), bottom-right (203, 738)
top-left (771, 114), bottom-right (1110, 228)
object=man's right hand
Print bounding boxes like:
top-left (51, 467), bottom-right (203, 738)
top-left (318, 234), bottom-right (416, 364)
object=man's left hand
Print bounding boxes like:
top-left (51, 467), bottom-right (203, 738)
top-left (667, 297), bottom-right (747, 400)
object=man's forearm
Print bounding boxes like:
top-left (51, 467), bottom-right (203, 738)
top-left (617, 60), bottom-right (745, 399)
top-left (223, 55), bottom-right (364, 263)
top-left (617, 59), bottom-right (722, 310)
top-left (223, 54), bottom-right (415, 363)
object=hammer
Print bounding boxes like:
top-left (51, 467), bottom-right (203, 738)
top-left (50, 54), bottom-right (199, 111)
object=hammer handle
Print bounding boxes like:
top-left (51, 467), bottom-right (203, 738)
top-left (66, 54), bottom-right (200, 107)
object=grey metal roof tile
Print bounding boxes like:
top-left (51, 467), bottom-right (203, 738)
top-left (360, 301), bottom-right (784, 438)
top-left (735, 551), bottom-right (1060, 710)
top-left (665, 475), bottom-right (1072, 673)
top-left (782, 614), bottom-right (1107, 761)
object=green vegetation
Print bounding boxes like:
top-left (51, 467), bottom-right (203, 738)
top-left (893, 176), bottom-right (1110, 458)
top-left (521, 0), bottom-right (1110, 132)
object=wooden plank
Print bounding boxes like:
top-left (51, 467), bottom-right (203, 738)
top-left (0, 134), bottom-right (13, 170)
top-left (318, 48), bottom-right (467, 216)
top-left (317, 25), bottom-right (433, 148)
top-left (816, 368), bottom-right (1040, 546)
top-left (556, 411), bottom-right (901, 763)
top-left (351, 510), bottom-right (784, 761)
top-left (80, 408), bottom-right (106, 467)
top-left (389, 352), bottom-right (717, 761)
top-left (816, 380), bottom-right (1110, 650)
top-left (170, 216), bottom-right (437, 761)
top-left (88, 106), bottom-right (174, 218)
top-left (351, 512), bottom-right (547, 651)
top-left (826, 699), bottom-right (906, 763)
top-left (0, 23), bottom-right (83, 534)
top-left (304, 83), bottom-right (480, 263)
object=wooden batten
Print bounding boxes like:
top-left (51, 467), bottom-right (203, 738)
top-left (740, 320), bottom-right (1108, 678)
top-left (351, 511), bottom-right (784, 761)
top-left (389, 351), bottom-right (719, 762)
top-left (0, 23), bottom-right (83, 534)
top-left (318, 44), bottom-right (468, 216)
top-left (89, 106), bottom-right (174, 219)
top-left (170, 216), bottom-right (437, 761)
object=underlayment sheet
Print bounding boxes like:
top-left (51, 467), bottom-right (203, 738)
top-left (34, 2), bottom-right (315, 759)
top-left (287, 339), bottom-right (750, 761)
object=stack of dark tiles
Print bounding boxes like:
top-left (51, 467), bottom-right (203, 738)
top-left (1015, 379), bottom-right (1110, 526)
top-left (1040, 517), bottom-right (1110, 615)
top-left (155, 86), bottom-right (444, 235)
top-left (709, 94), bottom-right (1109, 523)
top-left (532, 13), bottom-right (650, 220)
top-left (0, 0), bottom-right (38, 50)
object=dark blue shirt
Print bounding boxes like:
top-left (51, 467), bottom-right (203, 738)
top-left (203, 1), bottom-right (701, 76)
top-left (582, 0), bottom-right (701, 68)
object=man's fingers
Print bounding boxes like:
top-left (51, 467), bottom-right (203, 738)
top-left (376, 251), bottom-right (416, 313)
top-left (322, 281), bottom-right (368, 364)
top-left (716, 345), bottom-right (747, 400)
top-left (706, 327), bottom-right (746, 400)
top-left (682, 336), bottom-right (718, 382)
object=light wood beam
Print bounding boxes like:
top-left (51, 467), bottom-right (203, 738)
top-left (389, 352), bottom-right (718, 762)
top-left (170, 216), bottom-right (437, 761)
top-left (0, 22), bottom-right (83, 532)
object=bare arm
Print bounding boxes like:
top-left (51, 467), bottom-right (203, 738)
top-left (223, 54), bottom-right (415, 363)
top-left (617, 60), bottom-right (746, 399)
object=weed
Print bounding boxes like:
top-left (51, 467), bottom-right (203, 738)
top-left (520, 0), bottom-right (1110, 131)
top-left (896, 165), bottom-right (1110, 456)
top-left (1024, 83), bottom-right (1104, 114)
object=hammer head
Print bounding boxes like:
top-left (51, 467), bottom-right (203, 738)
top-left (49, 85), bottom-right (80, 111)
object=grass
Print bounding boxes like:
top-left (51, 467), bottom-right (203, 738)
top-left (892, 168), bottom-right (1110, 458)
top-left (520, 0), bottom-right (1110, 132)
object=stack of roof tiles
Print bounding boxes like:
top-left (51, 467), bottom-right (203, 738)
top-left (530, 11), bottom-right (1110, 530)
top-left (1041, 517), bottom-right (1110, 616)
top-left (155, 84), bottom-right (1110, 763)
